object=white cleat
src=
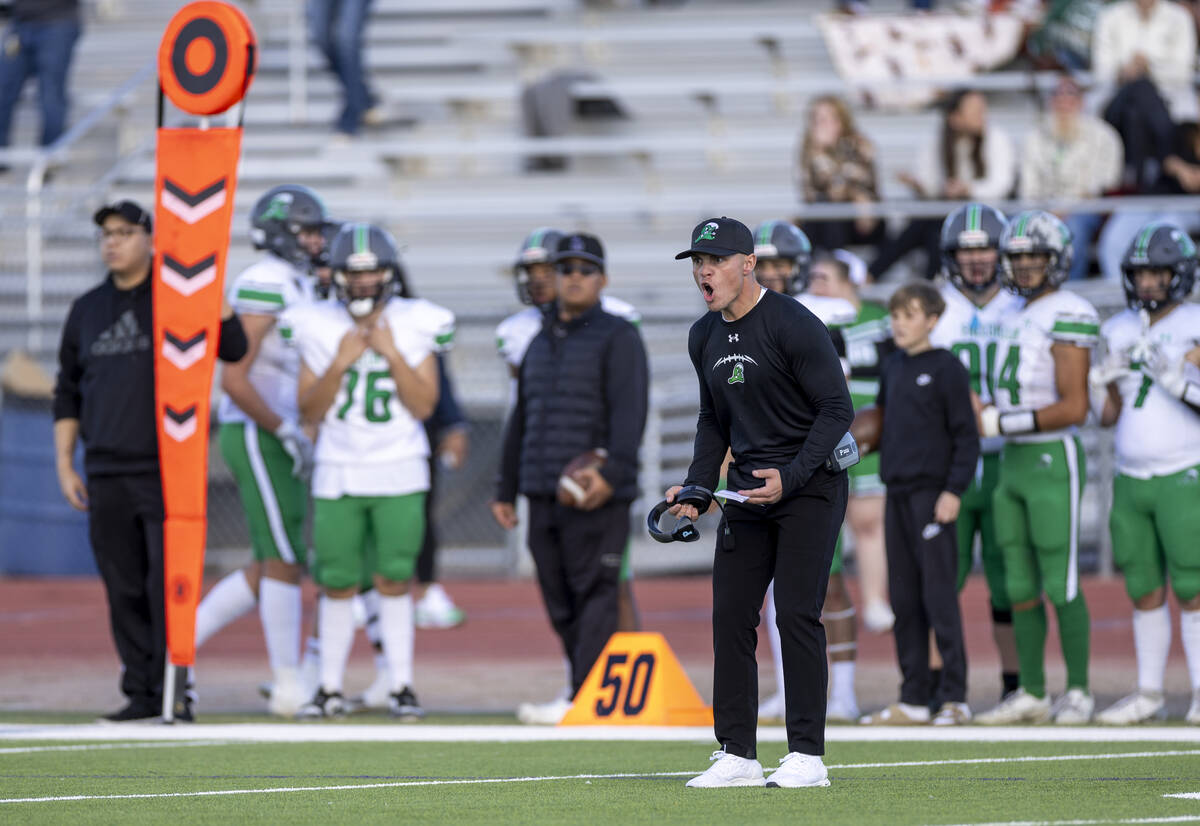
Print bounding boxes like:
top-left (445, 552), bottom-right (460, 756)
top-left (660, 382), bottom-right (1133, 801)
top-left (862, 601), bottom-right (895, 633)
top-left (266, 667), bottom-right (307, 718)
top-left (758, 692), bottom-right (785, 722)
top-left (1096, 691), bottom-right (1166, 725)
top-left (516, 696), bottom-right (572, 725)
top-left (1187, 690), bottom-right (1200, 725)
top-left (975, 687), bottom-right (1051, 725)
top-left (415, 584), bottom-right (466, 629)
top-left (686, 750), bottom-right (766, 788)
top-left (826, 695), bottom-right (860, 724)
top-left (766, 752), bottom-right (830, 788)
top-left (931, 701), bottom-right (972, 726)
top-left (859, 702), bottom-right (930, 725)
top-left (1052, 688), bottom-right (1095, 725)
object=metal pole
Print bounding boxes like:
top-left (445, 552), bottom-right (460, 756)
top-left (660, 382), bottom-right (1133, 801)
top-left (289, 0), bottom-right (307, 124)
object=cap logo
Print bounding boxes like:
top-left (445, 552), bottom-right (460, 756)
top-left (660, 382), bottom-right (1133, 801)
top-left (570, 236), bottom-right (585, 251)
top-left (695, 222), bottom-right (719, 243)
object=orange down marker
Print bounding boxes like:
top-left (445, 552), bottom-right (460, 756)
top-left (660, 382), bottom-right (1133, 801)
top-left (559, 633), bottom-right (714, 727)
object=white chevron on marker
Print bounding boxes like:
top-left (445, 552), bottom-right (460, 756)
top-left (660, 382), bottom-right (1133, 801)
top-left (161, 186), bottom-right (226, 225)
top-left (163, 411), bottom-right (198, 443)
top-left (161, 259), bottom-right (216, 297)
top-left (162, 334), bottom-right (207, 370)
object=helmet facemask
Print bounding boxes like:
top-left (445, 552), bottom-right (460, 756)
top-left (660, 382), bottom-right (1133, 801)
top-left (335, 266), bottom-right (394, 318)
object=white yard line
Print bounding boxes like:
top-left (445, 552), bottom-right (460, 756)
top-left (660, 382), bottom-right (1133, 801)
top-left (930, 818), bottom-right (1200, 826)
top-left (2, 748), bottom-right (1198, 805)
top-left (1165, 794), bottom-right (1200, 801)
top-left (0, 741), bottom-right (237, 755)
top-left (2, 723), bottom-right (1199, 745)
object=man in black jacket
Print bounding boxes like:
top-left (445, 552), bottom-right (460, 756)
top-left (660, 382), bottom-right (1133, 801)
top-left (53, 200), bottom-right (247, 722)
top-left (667, 217), bottom-right (853, 789)
top-left (0, 0), bottom-right (81, 157)
top-left (491, 232), bottom-right (649, 724)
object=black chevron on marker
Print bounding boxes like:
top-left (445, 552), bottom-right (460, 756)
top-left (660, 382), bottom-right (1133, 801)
top-left (165, 330), bottom-right (206, 351)
top-left (164, 178), bottom-right (226, 206)
top-left (165, 405), bottom-right (197, 425)
top-left (162, 254), bottom-right (216, 278)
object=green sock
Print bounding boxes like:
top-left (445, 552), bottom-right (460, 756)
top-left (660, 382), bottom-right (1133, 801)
top-left (1054, 595), bottom-right (1090, 692)
top-left (1012, 602), bottom-right (1048, 698)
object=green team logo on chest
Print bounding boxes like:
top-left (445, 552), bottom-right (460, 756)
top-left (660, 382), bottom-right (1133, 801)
top-left (714, 353), bottom-right (757, 386)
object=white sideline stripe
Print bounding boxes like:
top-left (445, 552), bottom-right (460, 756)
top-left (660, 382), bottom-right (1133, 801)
top-left (0, 741), bottom-right (237, 755)
top-left (931, 818), bottom-right (1200, 826)
top-left (1166, 794), bottom-right (1200, 800)
top-left (2, 723), bottom-right (1200, 745)
top-left (244, 425), bottom-right (296, 564)
top-left (4, 750), bottom-right (1200, 806)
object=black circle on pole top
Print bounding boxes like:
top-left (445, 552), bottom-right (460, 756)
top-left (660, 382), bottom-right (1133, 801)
top-left (169, 17), bottom-right (228, 96)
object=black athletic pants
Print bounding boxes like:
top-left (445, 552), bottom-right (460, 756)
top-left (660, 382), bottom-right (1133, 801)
top-left (416, 456), bottom-right (438, 585)
top-left (884, 487), bottom-right (967, 707)
top-left (713, 468), bottom-right (847, 759)
top-left (86, 472), bottom-right (166, 709)
top-left (526, 496), bottom-right (628, 696)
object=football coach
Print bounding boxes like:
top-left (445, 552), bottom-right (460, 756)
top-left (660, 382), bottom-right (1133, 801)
top-left (666, 217), bottom-right (853, 789)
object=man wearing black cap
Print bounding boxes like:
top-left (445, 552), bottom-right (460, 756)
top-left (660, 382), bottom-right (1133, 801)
top-left (492, 232), bottom-right (649, 724)
top-left (667, 217), bottom-right (853, 788)
top-left (53, 201), bottom-right (247, 722)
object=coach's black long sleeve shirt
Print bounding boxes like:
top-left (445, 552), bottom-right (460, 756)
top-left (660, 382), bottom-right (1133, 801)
top-left (876, 347), bottom-right (980, 495)
top-left (683, 288), bottom-right (854, 499)
top-left (53, 272), bottom-right (248, 476)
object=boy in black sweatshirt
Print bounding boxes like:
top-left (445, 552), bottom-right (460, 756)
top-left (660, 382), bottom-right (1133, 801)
top-left (860, 282), bottom-right (980, 726)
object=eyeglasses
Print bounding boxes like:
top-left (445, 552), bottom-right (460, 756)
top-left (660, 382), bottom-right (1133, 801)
top-left (556, 262), bottom-right (601, 276)
top-left (97, 226), bottom-right (142, 242)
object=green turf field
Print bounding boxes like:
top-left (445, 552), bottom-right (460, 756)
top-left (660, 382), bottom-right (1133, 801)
top-left (2, 728), bottom-right (1200, 825)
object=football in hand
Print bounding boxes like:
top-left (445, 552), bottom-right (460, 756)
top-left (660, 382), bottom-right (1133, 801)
top-left (850, 406), bottom-right (883, 455)
top-left (557, 448), bottom-right (609, 507)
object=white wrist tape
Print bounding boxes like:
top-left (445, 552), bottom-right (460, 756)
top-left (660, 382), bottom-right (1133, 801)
top-left (998, 410), bottom-right (1037, 435)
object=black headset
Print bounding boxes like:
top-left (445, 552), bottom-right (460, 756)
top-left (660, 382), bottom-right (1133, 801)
top-left (646, 485), bottom-right (733, 549)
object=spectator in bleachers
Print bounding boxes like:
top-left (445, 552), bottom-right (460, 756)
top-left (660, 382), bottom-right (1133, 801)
top-left (1024, 0), bottom-right (1106, 71)
top-left (309, 0), bottom-right (377, 141)
top-left (0, 0), bottom-right (81, 164)
top-left (1092, 0), bottom-right (1197, 190)
top-left (1019, 74), bottom-right (1124, 280)
top-left (870, 89), bottom-right (1015, 281)
top-left (794, 95), bottom-right (885, 255)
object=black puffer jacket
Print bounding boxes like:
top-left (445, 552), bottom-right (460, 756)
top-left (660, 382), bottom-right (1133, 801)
top-left (496, 302), bottom-right (648, 502)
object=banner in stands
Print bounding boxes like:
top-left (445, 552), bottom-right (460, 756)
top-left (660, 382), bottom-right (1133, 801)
top-left (153, 1), bottom-right (255, 671)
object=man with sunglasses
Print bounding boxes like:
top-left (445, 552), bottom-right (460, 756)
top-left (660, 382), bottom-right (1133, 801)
top-left (492, 232), bottom-right (649, 725)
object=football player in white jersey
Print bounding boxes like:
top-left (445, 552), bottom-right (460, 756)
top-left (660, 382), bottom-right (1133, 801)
top-left (975, 210), bottom-right (1099, 725)
top-left (194, 184), bottom-right (330, 717)
top-left (1091, 222), bottom-right (1200, 725)
top-left (930, 203), bottom-right (1024, 705)
top-left (292, 223), bottom-right (452, 720)
top-left (496, 228), bottom-right (642, 724)
top-left (752, 220), bottom-right (859, 724)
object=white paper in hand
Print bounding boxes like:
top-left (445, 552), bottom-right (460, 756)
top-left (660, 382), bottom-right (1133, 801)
top-left (713, 490), bottom-right (749, 503)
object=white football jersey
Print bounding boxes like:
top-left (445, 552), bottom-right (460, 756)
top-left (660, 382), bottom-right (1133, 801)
top-left (796, 293), bottom-right (857, 328)
top-left (218, 256), bottom-right (314, 426)
top-left (993, 288), bottom-right (1099, 443)
top-left (495, 295), bottom-right (641, 369)
top-left (931, 283), bottom-right (1024, 453)
top-left (1102, 303), bottom-right (1200, 478)
top-left (287, 297), bottom-right (455, 498)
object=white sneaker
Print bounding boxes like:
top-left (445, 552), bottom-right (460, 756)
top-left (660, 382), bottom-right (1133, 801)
top-left (1096, 691), bottom-right (1166, 725)
top-left (758, 692), bottom-right (785, 722)
top-left (1052, 688), bottom-right (1095, 724)
top-left (931, 701), bottom-right (972, 726)
top-left (1187, 690), bottom-right (1200, 725)
top-left (686, 750), bottom-right (766, 788)
top-left (358, 669), bottom-right (392, 711)
top-left (859, 702), bottom-right (930, 725)
top-left (766, 752), bottom-right (830, 788)
top-left (516, 696), bottom-right (572, 725)
top-left (975, 687), bottom-right (1051, 725)
top-left (415, 584), bottom-right (466, 630)
top-left (862, 601), bottom-right (895, 633)
top-left (267, 667), bottom-right (307, 718)
top-left (826, 695), bottom-right (860, 724)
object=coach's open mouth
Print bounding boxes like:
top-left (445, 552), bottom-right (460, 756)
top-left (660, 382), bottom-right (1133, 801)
top-left (701, 283), bottom-right (714, 300)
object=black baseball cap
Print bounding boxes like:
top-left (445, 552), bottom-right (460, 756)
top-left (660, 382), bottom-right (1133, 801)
top-left (555, 232), bottom-right (605, 269)
top-left (675, 216), bottom-right (753, 260)
top-left (93, 200), bottom-right (152, 233)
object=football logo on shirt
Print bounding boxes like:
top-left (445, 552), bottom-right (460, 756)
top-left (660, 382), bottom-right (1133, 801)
top-left (714, 353), bottom-right (756, 385)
